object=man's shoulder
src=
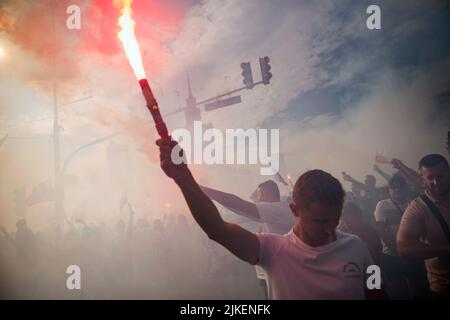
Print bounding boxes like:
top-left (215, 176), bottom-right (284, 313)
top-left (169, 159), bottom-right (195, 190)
top-left (257, 231), bottom-right (291, 260)
top-left (376, 198), bottom-right (393, 209)
top-left (404, 196), bottom-right (428, 215)
top-left (255, 201), bottom-right (294, 224)
top-left (257, 231), bottom-right (290, 242)
top-left (336, 231), bottom-right (368, 251)
top-left (337, 230), bottom-right (361, 242)
top-left (255, 201), bottom-right (291, 210)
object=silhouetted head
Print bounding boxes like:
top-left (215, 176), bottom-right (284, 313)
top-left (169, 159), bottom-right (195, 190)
top-left (364, 175), bottom-right (376, 189)
top-left (351, 183), bottom-right (363, 196)
top-left (16, 219), bottom-right (27, 231)
top-left (256, 180), bottom-right (280, 202)
top-left (388, 174), bottom-right (408, 203)
top-left (341, 202), bottom-right (363, 228)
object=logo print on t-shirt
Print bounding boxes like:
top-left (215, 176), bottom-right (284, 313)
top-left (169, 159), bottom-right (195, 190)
top-left (343, 262), bottom-right (362, 278)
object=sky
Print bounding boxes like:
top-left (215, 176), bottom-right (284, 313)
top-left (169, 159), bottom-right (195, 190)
top-left (0, 0), bottom-right (449, 230)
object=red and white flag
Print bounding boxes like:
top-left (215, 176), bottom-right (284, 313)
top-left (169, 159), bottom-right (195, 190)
top-left (375, 153), bottom-right (390, 164)
top-left (26, 180), bottom-right (55, 207)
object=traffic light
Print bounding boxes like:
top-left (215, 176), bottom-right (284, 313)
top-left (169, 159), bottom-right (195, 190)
top-left (259, 56), bottom-right (272, 85)
top-left (241, 62), bottom-right (254, 89)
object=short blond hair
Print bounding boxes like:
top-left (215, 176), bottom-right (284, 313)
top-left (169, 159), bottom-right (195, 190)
top-left (293, 170), bottom-right (345, 210)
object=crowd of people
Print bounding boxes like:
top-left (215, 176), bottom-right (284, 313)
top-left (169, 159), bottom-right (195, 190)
top-left (0, 210), bottom-right (265, 299)
top-left (156, 133), bottom-right (449, 300)
top-left (1, 135), bottom-right (449, 299)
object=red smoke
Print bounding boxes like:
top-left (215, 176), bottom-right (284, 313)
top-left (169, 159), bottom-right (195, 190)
top-left (1, 0), bottom-right (189, 78)
top-left (1, 0), bottom-right (186, 162)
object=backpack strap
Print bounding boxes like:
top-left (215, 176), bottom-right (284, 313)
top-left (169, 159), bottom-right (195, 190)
top-left (420, 194), bottom-right (450, 244)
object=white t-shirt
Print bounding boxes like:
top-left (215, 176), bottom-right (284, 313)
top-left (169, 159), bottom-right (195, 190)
top-left (222, 201), bottom-right (295, 281)
top-left (374, 199), bottom-right (407, 255)
top-left (257, 230), bottom-right (374, 300)
top-left (255, 202), bottom-right (295, 234)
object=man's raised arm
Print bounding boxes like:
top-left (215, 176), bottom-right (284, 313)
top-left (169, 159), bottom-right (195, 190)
top-left (342, 172), bottom-right (367, 192)
top-left (391, 159), bottom-right (423, 194)
top-left (200, 186), bottom-right (260, 221)
top-left (373, 165), bottom-right (392, 183)
top-left (156, 138), bottom-right (260, 265)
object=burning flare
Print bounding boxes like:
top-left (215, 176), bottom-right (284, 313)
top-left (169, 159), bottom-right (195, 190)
top-left (115, 0), bottom-right (170, 139)
top-left (116, 0), bottom-right (146, 80)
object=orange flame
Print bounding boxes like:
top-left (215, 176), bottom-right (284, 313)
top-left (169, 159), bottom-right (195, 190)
top-left (116, 0), bottom-right (146, 80)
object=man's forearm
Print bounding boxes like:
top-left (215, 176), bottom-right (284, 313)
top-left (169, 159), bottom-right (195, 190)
top-left (397, 241), bottom-right (450, 260)
top-left (376, 224), bottom-right (396, 253)
top-left (201, 186), bottom-right (244, 209)
top-left (375, 169), bottom-right (391, 183)
top-left (201, 186), bottom-right (259, 220)
top-left (175, 172), bottom-right (227, 239)
top-left (351, 179), bottom-right (368, 192)
top-left (399, 171), bottom-right (423, 193)
top-left (397, 163), bottom-right (422, 191)
top-left (398, 163), bottom-right (420, 179)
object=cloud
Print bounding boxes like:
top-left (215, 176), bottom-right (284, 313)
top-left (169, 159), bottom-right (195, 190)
top-left (280, 64), bottom-right (450, 186)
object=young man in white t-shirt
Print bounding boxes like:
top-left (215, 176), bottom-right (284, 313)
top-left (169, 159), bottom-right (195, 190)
top-left (156, 138), bottom-right (385, 299)
top-left (374, 175), bottom-right (411, 256)
top-left (373, 175), bottom-right (428, 298)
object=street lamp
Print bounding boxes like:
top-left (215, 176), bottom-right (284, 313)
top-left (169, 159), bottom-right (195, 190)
top-left (59, 132), bottom-right (120, 222)
top-left (53, 93), bottom-right (93, 226)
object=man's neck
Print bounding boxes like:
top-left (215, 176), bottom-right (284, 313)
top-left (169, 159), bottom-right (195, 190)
top-left (391, 197), bottom-right (407, 206)
top-left (293, 224), bottom-right (337, 247)
top-left (426, 189), bottom-right (450, 204)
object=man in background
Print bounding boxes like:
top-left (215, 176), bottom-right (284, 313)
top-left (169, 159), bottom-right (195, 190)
top-left (397, 154), bottom-right (450, 299)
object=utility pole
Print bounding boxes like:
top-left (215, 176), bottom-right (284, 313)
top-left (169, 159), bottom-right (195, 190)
top-left (53, 76), bottom-right (64, 226)
top-left (52, 1), bottom-right (64, 227)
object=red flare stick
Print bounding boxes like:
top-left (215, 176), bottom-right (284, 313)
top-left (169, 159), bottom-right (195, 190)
top-left (138, 79), bottom-right (169, 139)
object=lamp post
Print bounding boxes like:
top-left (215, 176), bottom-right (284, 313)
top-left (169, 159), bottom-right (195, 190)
top-left (59, 133), bottom-right (119, 223)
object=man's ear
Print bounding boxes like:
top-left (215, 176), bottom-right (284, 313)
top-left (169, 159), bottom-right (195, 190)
top-left (289, 203), bottom-right (299, 217)
top-left (418, 169), bottom-right (426, 188)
